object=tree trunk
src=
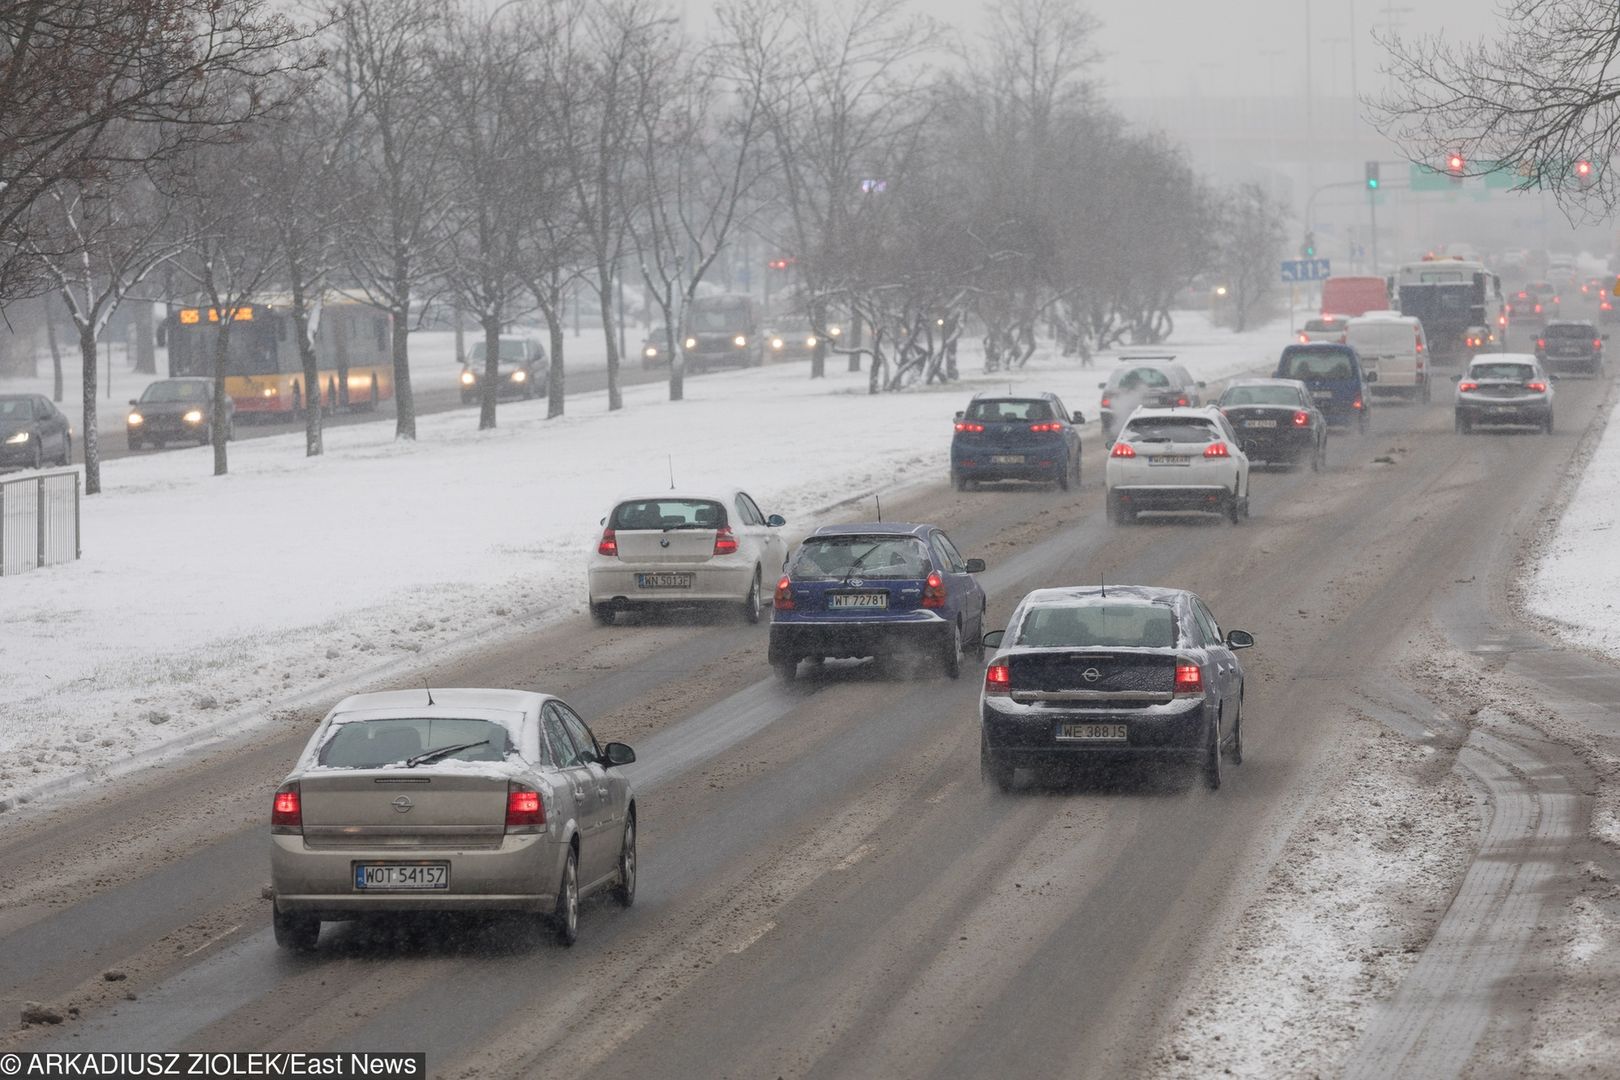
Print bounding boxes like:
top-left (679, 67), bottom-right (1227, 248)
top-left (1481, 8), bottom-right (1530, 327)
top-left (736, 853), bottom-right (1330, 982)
top-left (479, 311), bottom-right (501, 430)
top-left (667, 283), bottom-right (684, 403)
top-left (212, 323), bottom-right (232, 476)
top-left (78, 324), bottom-right (100, 495)
top-left (539, 291), bottom-right (565, 420)
top-left (391, 305), bottom-right (415, 439)
top-left (46, 302), bottom-right (63, 402)
top-left (849, 314), bottom-right (863, 372)
top-left (133, 302), bottom-right (156, 374)
top-left (597, 270), bottom-right (622, 411)
top-left (810, 295), bottom-right (826, 378)
top-left (290, 280), bottom-right (323, 458)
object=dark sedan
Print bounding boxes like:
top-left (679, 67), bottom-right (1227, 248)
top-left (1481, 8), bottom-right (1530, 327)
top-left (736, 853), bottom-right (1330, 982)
top-left (460, 337), bottom-right (547, 403)
top-left (0, 393), bottom-right (73, 469)
top-left (1536, 321), bottom-right (1605, 375)
top-left (1217, 378), bottom-right (1327, 469)
top-left (127, 378), bottom-right (232, 450)
top-left (951, 393), bottom-right (1083, 491)
top-left (979, 585), bottom-right (1253, 791)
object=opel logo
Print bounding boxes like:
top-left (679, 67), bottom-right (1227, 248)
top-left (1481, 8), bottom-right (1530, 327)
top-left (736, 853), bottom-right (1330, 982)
top-left (392, 795), bottom-right (414, 813)
top-left (1082, 667), bottom-right (1102, 683)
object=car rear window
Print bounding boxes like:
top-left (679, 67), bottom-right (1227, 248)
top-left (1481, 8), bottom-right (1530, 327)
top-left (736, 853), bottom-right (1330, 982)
top-left (611, 499), bottom-right (726, 531)
top-left (1469, 363), bottom-right (1535, 381)
top-left (1111, 367), bottom-right (1173, 390)
top-left (792, 536), bottom-right (930, 580)
top-left (1121, 416), bottom-right (1219, 442)
top-left (1544, 324), bottom-right (1595, 339)
top-left (1279, 351), bottom-right (1353, 379)
top-left (1015, 604), bottom-right (1178, 649)
top-left (964, 398), bottom-right (1053, 421)
top-left (317, 717), bottom-right (516, 769)
top-left (1221, 385), bottom-right (1300, 406)
top-left (1303, 318), bottom-right (1344, 332)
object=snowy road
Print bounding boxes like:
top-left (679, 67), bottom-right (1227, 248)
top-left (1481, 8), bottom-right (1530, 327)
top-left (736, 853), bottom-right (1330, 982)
top-left (2, 371), bottom-right (1618, 1076)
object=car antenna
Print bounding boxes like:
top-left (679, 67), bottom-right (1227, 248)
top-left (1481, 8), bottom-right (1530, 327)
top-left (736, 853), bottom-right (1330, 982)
top-left (1100, 574), bottom-right (1106, 598)
top-left (668, 454), bottom-right (675, 491)
top-left (875, 494), bottom-right (882, 522)
top-left (424, 682), bottom-right (435, 706)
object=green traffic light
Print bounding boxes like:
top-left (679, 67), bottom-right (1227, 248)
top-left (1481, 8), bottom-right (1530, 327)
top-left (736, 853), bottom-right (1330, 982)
top-left (1367, 178), bottom-right (1380, 190)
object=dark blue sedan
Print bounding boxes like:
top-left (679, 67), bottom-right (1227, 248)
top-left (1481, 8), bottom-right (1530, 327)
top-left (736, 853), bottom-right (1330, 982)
top-left (950, 393), bottom-right (1083, 491)
top-left (768, 523), bottom-right (988, 680)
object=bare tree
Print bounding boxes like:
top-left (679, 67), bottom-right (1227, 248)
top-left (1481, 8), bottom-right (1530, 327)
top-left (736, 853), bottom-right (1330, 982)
top-left (1374, 1), bottom-right (1620, 215)
top-left (339, 0), bottom-right (451, 440)
top-left (1217, 182), bottom-right (1287, 334)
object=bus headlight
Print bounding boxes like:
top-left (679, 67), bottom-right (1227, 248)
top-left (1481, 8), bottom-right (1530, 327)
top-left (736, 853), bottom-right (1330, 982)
top-left (127, 413), bottom-right (144, 426)
top-left (771, 337), bottom-right (784, 349)
top-left (261, 386), bottom-right (277, 397)
top-left (684, 337), bottom-right (697, 349)
top-left (460, 370), bottom-right (476, 386)
top-left (733, 335), bottom-right (747, 348)
top-left (183, 409), bottom-right (204, 424)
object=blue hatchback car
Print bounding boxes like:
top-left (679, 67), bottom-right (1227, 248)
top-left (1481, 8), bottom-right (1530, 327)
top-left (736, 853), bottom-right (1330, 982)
top-left (951, 393), bottom-right (1083, 491)
top-left (1274, 344), bottom-right (1372, 432)
top-left (768, 523), bottom-right (989, 680)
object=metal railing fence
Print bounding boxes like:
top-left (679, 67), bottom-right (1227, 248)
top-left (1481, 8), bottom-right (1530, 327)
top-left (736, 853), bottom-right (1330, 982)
top-left (0, 469), bottom-right (81, 576)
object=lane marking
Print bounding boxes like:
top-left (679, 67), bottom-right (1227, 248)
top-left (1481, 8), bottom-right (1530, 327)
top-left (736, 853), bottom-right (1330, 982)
top-left (728, 921), bottom-right (776, 955)
top-left (182, 924), bottom-right (241, 959)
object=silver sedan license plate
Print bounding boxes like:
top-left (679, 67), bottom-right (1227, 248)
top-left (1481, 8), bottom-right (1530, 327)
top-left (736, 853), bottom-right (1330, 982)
top-left (355, 863), bottom-right (449, 890)
top-left (829, 592), bottom-right (888, 609)
top-left (1056, 723), bottom-right (1128, 742)
top-left (636, 572), bottom-right (694, 589)
top-left (990, 454), bottom-right (1025, 465)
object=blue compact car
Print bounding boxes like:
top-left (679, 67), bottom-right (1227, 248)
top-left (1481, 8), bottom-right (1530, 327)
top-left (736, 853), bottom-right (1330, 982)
top-left (768, 523), bottom-right (989, 680)
top-left (1274, 344), bottom-right (1372, 432)
top-left (950, 393), bottom-right (1083, 491)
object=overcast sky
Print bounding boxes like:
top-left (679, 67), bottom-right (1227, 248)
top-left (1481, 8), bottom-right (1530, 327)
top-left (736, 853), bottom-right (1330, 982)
top-left (678, 0), bottom-right (1508, 102)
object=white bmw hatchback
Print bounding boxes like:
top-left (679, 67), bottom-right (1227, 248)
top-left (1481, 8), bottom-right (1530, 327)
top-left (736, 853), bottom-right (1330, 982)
top-left (1105, 406), bottom-right (1251, 524)
top-left (587, 489), bottom-right (790, 624)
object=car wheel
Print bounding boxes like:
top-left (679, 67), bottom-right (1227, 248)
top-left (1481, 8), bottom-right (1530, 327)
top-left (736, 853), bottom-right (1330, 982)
top-left (1545, 413), bottom-right (1555, 434)
top-left (1421, 380), bottom-right (1432, 405)
top-left (153, 438), bottom-right (166, 449)
top-left (1455, 413), bottom-right (1472, 435)
top-left (611, 813), bottom-right (636, 907)
top-left (742, 570), bottom-right (763, 624)
top-left (59, 435), bottom-right (71, 466)
top-left (1226, 698), bottom-right (1244, 765)
top-left (772, 657), bottom-right (797, 681)
top-left (1055, 456), bottom-right (1071, 491)
top-left (967, 608), bottom-right (987, 663)
top-left (1227, 493), bottom-right (1242, 525)
top-left (272, 904), bottom-right (319, 952)
top-left (1358, 411), bottom-right (1370, 435)
top-left (1203, 714), bottom-right (1223, 790)
top-left (952, 470), bottom-right (971, 492)
top-left (128, 435), bottom-right (142, 451)
top-left (554, 847), bottom-right (579, 946)
top-left (940, 622), bottom-right (962, 679)
top-left (1312, 439), bottom-right (1325, 472)
top-left (981, 733), bottom-right (1015, 793)
top-left (589, 603), bottom-right (615, 626)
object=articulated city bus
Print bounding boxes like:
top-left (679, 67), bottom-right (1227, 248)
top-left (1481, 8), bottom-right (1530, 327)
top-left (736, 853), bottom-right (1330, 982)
top-left (166, 294), bottom-right (395, 416)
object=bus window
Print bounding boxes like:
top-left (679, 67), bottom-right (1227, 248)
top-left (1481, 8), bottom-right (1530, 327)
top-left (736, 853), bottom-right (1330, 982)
top-left (375, 317), bottom-right (388, 352)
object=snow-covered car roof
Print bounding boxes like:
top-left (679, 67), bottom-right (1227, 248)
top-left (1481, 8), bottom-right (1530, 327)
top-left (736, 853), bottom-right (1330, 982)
top-left (1122, 405), bottom-right (1224, 422)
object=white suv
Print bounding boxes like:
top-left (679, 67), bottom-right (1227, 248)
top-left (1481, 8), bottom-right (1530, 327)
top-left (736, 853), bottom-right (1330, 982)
top-left (1105, 406), bottom-right (1251, 524)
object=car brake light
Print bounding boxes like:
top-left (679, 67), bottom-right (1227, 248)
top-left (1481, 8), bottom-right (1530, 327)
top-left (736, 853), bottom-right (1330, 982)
top-left (1176, 397), bottom-right (1189, 407)
top-left (272, 783), bottom-right (302, 833)
top-left (1604, 302), bottom-right (1613, 311)
top-left (1554, 296), bottom-right (1561, 304)
top-left (1203, 442), bottom-right (1230, 457)
top-left (1292, 410), bottom-right (1310, 426)
top-left (985, 662), bottom-right (1011, 694)
top-left (774, 575), bottom-right (794, 609)
top-left (1100, 396), bottom-right (1111, 408)
top-left (1110, 442), bottom-right (1136, 457)
top-left (1596, 339), bottom-right (1604, 349)
top-left (506, 783), bottom-right (545, 829)
top-left (1526, 381), bottom-right (1548, 392)
top-left (1458, 381), bottom-right (1478, 391)
top-left (1353, 397), bottom-right (1364, 410)
top-left (1298, 333), bottom-right (1309, 344)
top-left (1535, 304), bottom-right (1543, 313)
top-left (1537, 338), bottom-right (1546, 349)
top-left (1174, 663), bottom-right (1202, 694)
top-left (597, 528), bottom-right (618, 557)
top-left (955, 421), bottom-right (985, 432)
top-left (922, 571), bottom-right (946, 608)
top-left (713, 526), bottom-right (739, 555)
top-left (1029, 422), bottom-right (1062, 433)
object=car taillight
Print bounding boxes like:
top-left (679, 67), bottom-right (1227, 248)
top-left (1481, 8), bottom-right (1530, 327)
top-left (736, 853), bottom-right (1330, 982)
top-left (1029, 422), bottom-right (1063, 433)
top-left (1292, 410), bottom-right (1310, 426)
top-left (1458, 381), bottom-right (1478, 391)
top-left (1203, 442), bottom-right (1230, 457)
top-left (713, 526), bottom-right (739, 555)
top-left (985, 663), bottom-right (1011, 694)
top-left (1174, 663), bottom-right (1203, 694)
top-left (597, 528), bottom-right (618, 557)
top-left (1100, 396), bottom-right (1111, 408)
top-left (271, 783), bottom-right (302, 833)
top-left (774, 575), bottom-right (794, 609)
top-left (1352, 397), bottom-right (1364, 410)
top-left (1534, 304), bottom-right (1543, 313)
top-left (1596, 339), bottom-right (1604, 349)
top-left (1176, 397), bottom-right (1189, 407)
top-left (1537, 338), bottom-right (1546, 349)
top-left (1604, 302), bottom-right (1613, 311)
top-left (506, 783), bottom-right (545, 830)
top-left (1526, 381), bottom-right (1548, 392)
top-left (922, 571), bottom-right (946, 608)
top-left (1298, 333), bottom-right (1309, 344)
top-left (1110, 442), bottom-right (1136, 457)
top-left (955, 421), bottom-right (984, 432)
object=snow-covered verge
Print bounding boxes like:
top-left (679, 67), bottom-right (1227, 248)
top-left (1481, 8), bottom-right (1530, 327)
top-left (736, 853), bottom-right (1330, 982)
top-left (1526, 390), bottom-right (1620, 659)
top-left (1151, 718), bottom-right (1477, 1079)
top-left (0, 312), bottom-right (1283, 810)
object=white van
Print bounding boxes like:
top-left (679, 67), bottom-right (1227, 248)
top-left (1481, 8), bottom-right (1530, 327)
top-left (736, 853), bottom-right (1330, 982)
top-left (1345, 314), bottom-right (1429, 402)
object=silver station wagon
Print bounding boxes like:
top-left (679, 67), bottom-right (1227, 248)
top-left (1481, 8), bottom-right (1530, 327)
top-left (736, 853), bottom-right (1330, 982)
top-left (269, 688), bottom-right (638, 950)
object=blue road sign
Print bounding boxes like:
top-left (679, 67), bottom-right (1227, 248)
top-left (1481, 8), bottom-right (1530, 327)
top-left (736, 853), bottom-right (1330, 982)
top-left (1280, 258), bottom-right (1332, 284)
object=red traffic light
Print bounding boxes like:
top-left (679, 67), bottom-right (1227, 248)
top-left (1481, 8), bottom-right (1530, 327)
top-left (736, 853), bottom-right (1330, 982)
top-left (1577, 160), bottom-right (1593, 177)
top-left (1446, 153), bottom-right (1466, 174)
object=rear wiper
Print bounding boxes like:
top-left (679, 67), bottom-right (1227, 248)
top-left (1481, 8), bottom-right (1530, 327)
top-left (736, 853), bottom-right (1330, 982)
top-left (406, 739), bottom-right (490, 768)
top-left (842, 543), bottom-right (882, 586)
top-left (664, 522), bottom-right (711, 531)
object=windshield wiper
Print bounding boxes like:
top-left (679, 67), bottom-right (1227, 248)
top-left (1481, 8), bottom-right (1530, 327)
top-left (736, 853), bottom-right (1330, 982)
top-left (406, 739), bottom-right (490, 768)
top-left (841, 543), bottom-right (883, 586)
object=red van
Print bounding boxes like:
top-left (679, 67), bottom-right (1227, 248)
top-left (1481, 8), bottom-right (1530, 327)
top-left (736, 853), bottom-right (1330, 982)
top-left (1321, 276), bottom-right (1390, 318)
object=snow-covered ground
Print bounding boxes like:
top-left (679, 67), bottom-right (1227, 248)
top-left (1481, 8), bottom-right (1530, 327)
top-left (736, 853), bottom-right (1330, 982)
top-left (0, 312), bottom-right (1284, 810)
top-left (1528, 389), bottom-right (1620, 658)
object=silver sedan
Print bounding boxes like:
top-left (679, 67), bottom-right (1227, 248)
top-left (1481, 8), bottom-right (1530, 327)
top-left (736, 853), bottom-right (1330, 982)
top-left (269, 688), bottom-right (638, 950)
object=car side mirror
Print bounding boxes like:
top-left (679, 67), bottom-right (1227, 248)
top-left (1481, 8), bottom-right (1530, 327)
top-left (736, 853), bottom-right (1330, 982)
top-left (128, 399), bottom-right (139, 406)
top-left (1224, 629), bottom-right (1255, 650)
top-left (954, 410), bottom-right (965, 421)
top-left (1550, 374), bottom-right (1561, 382)
top-left (1365, 371), bottom-right (1378, 383)
top-left (1072, 412), bottom-right (1085, 424)
top-left (601, 741), bottom-right (636, 767)
top-left (766, 513), bottom-right (786, 527)
top-left (982, 629), bottom-right (1005, 648)
top-left (964, 558), bottom-right (986, 573)
top-left (1196, 380), bottom-right (1206, 388)
top-left (1097, 382), bottom-right (1107, 390)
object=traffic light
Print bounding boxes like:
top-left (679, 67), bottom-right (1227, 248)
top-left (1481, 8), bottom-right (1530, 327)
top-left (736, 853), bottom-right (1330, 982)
top-left (1576, 159), bottom-right (1596, 188)
top-left (1365, 161), bottom-right (1380, 190)
top-left (1446, 152), bottom-right (1466, 176)
top-left (1301, 231), bottom-right (1317, 259)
